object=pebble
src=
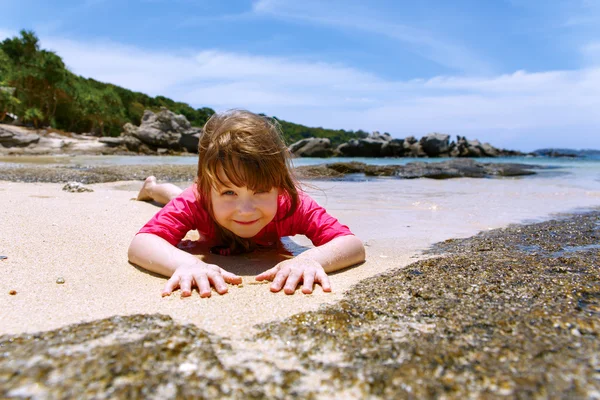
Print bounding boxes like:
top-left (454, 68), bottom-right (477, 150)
top-left (9, 290), bottom-right (17, 295)
top-left (62, 182), bottom-right (94, 193)
top-left (0, 255), bottom-right (7, 260)
top-left (56, 277), bottom-right (65, 284)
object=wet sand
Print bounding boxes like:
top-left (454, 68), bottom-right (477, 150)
top-left (1, 175), bottom-right (599, 339)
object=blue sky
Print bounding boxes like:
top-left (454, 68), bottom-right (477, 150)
top-left (2, 0), bottom-right (599, 151)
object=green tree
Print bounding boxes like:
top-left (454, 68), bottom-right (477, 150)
top-left (23, 107), bottom-right (43, 128)
top-left (0, 88), bottom-right (21, 121)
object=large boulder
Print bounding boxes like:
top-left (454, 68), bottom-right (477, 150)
top-left (0, 125), bottom-right (40, 147)
top-left (289, 137), bottom-right (333, 157)
top-left (451, 136), bottom-right (502, 158)
top-left (402, 136), bottom-right (427, 157)
top-left (420, 133), bottom-right (452, 157)
top-left (125, 108), bottom-right (200, 152)
top-left (380, 138), bottom-right (405, 157)
top-left (336, 131), bottom-right (392, 157)
top-left (179, 129), bottom-right (201, 153)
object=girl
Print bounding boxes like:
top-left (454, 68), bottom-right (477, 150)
top-left (128, 110), bottom-right (365, 297)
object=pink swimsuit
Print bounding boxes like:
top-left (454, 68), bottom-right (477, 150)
top-left (138, 186), bottom-right (353, 247)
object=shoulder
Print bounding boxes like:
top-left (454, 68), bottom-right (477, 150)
top-left (275, 189), bottom-right (316, 217)
top-left (164, 186), bottom-right (209, 221)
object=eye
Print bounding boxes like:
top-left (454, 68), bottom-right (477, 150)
top-left (221, 190), bottom-right (236, 196)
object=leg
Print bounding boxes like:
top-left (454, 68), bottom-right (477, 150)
top-left (137, 176), bottom-right (183, 205)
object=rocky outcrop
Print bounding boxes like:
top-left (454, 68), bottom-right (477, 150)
top-left (118, 108), bottom-right (201, 154)
top-left (0, 124), bottom-right (119, 155)
top-left (294, 159), bottom-right (541, 179)
top-left (420, 133), bottom-right (451, 157)
top-left (335, 131), bottom-right (392, 157)
top-left (2, 111), bottom-right (524, 158)
top-left (288, 137), bottom-right (333, 157)
top-left (0, 108), bottom-right (202, 156)
top-left (0, 125), bottom-right (40, 147)
top-left (290, 132), bottom-right (525, 158)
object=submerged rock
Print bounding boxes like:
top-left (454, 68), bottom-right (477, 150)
top-left (295, 159), bottom-right (541, 180)
top-left (1, 212), bottom-right (599, 398)
top-left (0, 159), bottom-right (541, 184)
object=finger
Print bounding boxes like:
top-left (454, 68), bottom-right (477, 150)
top-left (316, 270), bottom-right (332, 292)
top-left (162, 275), bottom-right (180, 297)
top-left (283, 269), bottom-right (303, 295)
top-left (179, 275), bottom-right (193, 297)
top-left (270, 267), bottom-right (290, 292)
top-left (255, 266), bottom-right (279, 281)
top-left (302, 271), bottom-right (315, 294)
top-left (197, 274), bottom-right (212, 298)
top-left (220, 269), bottom-right (242, 285)
top-left (207, 271), bottom-right (229, 295)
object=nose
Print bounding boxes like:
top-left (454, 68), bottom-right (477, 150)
top-left (237, 197), bottom-right (256, 214)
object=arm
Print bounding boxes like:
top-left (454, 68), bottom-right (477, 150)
top-left (296, 234), bottom-right (365, 273)
top-left (255, 235), bottom-right (365, 294)
top-left (128, 233), bottom-right (241, 297)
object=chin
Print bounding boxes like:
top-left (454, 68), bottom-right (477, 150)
top-left (231, 229), bottom-right (260, 238)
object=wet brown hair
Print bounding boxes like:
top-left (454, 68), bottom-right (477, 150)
top-left (196, 109), bottom-right (299, 253)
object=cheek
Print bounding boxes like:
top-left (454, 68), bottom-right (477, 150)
top-left (262, 197), bottom-right (279, 217)
top-left (210, 195), bottom-right (231, 219)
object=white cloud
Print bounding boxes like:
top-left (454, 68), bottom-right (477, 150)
top-left (7, 34), bottom-right (600, 151)
top-left (251, 0), bottom-right (493, 75)
top-left (581, 42), bottom-right (600, 65)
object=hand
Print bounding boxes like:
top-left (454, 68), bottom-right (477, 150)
top-left (162, 262), bottom-right (242, 298)
top-left (255, 258), bottom-right (331, 295)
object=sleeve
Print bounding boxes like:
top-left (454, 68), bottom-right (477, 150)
top-left (292, 193), bottom-right (354, 246)
top-left (137, 187), bottom-right (209, 246)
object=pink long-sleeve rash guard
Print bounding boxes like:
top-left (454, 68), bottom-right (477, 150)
top-left (138, 186), bottom-right (353, 248)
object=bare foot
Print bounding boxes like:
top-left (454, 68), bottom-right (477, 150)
top-left (137, 176), bottom-right (157, 201)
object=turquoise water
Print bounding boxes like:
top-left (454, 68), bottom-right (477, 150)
top-left (1, 154), bottom-right (598, 167)
top-left (1, 154), bottom-right (599, 183)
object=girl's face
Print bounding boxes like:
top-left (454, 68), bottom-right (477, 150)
top-left (210, 172), bottom-right (279, 238)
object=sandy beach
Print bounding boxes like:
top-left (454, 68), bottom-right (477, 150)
top-left (1, 170), bottom-right (600, 398)
top-left (2, 174), bottom-right (599, 338)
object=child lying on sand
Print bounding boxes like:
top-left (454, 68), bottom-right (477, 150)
top-left (128, 110), bottom-right (365, 297)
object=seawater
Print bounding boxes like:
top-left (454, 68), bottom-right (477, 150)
top-left (1, 154), bottom-right (599, 248)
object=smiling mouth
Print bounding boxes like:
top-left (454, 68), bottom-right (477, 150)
top-left (233, 219), bottom-right (259, 225)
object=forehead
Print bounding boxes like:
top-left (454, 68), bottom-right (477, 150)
top-left (214, 166), bottom-right (235, 187)
top-left (210, 157), bottom-right (277, 191)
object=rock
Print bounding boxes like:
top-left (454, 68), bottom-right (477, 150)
top-left (289, 137), bottom-right (334, 157)
top-left (0, 124), bottom-right (127, 155)
top-left (62, 182), bottom-right (94, 193)
top-left (336, 139), bottom-right (380, 157)
top-left (0, 125), bottom-right (40, 147)
top-left (98, 137), bottom-right (125, 147)
top-left (295, 159), bottom-right (539, 180)
top-left (380, 138), bottom-right (405, 157)
top-left (335, 131), bottom-right (395, 157)
top-left (179, 129), bottom-right (201, 153)
top-left (130, 108), bottom-right (193, 151)
top-left (420, 133), bottom-right (451, 157)
top-left (403, 135), bottom-right (427, 157)
top-left (479, 142), bottom-right (499, 157)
